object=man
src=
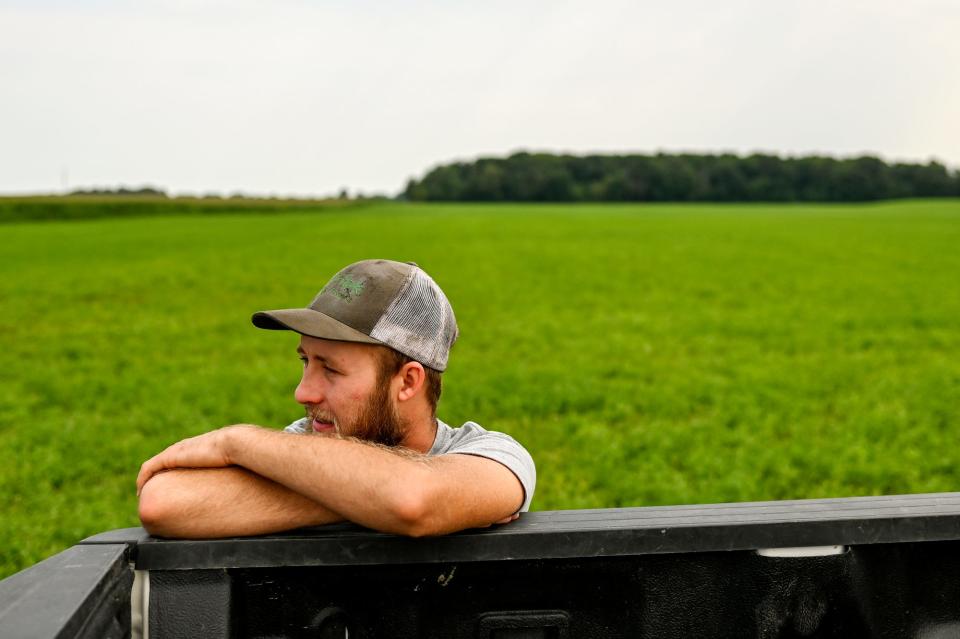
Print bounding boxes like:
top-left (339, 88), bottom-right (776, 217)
top-left (137, 259), bottom-right (536, 538)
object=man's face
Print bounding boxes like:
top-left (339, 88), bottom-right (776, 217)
top-left (295, 335), bottom-right (406, 446)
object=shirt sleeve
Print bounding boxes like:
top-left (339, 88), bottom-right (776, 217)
top-left (284, 418), bottom-right (309, 434)
top-left (442, 424), bottom-right (537, 513)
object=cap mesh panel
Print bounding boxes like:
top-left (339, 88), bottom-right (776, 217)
top-left (370, 269), bottom-right (458, 371)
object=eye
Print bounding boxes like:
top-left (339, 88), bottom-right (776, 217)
top-left (298, 356), bottom-right (308, 366)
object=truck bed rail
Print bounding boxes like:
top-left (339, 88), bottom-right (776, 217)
top-left (4, 491), bottom-right (960, 638)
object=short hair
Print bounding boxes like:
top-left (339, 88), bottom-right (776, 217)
top-left (374, 346), bottom-right (443, 414)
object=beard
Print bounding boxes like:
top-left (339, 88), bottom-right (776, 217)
top-left (305, 377), bottom-right (407, 447)
top-left (348, 380), bottom-right (407, 446)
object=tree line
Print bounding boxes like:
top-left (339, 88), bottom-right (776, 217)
top-left (404, 153), bottom-right (960, 202)
top-left (70, 186), bottom-right (168, 197)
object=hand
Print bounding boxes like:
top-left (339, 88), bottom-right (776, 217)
top-left (492, 513), bottom-right (520, 525)
top-left (136, 425), bottom-right (252, 495)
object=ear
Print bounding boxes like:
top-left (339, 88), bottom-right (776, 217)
top-left (395, 361), bottom-right (426, 403)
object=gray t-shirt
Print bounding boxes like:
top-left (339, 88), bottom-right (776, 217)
top-left (284, 418), bottom-right (536, 512)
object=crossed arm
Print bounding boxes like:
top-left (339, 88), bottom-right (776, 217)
top-left (137, 426), bottom-right (524, 538)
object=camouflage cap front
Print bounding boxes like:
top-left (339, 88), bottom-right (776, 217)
top-left (252, 259), bottom-right (458, 371)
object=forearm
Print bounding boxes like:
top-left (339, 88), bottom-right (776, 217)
top-left (138, 466), bottom-right (344, 538)
top-left (226, 428), bottom-right (438, 535)
top-left (137, 424), bottom-right (525, 538)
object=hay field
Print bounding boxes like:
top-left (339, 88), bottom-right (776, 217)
top-left (1, 200), bottom-right (958, 577)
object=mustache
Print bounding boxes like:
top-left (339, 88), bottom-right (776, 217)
top-left (305, 406), bottom-right (338, 427)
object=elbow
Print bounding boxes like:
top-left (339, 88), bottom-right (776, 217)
top-left (388, 484), bottom-right (439, 538)
top-left (137, 493), bottom-right (165, 536)
top-left (137, 474), bottom-right (180, 537)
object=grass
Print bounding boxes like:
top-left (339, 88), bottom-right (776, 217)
top-left (1, 199), bottom-right (959, 577)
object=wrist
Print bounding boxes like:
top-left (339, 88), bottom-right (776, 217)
top-left (222, 424), bottom-right (257, 466)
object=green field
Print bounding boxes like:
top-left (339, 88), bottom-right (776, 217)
top-left (2, 200), bottom-right (959, 578)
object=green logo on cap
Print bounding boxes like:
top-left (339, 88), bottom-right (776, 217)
top-left (324, 274), bottom-right (365, 302)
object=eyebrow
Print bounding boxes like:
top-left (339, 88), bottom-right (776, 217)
top-left (296, 347), bottom-right (341, 367)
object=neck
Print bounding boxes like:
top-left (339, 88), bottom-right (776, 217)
top-left (399, 403), bottom-right (438, 453)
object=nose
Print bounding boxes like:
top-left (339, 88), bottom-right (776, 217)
top-left (295, 369), bottom-right (324, 406)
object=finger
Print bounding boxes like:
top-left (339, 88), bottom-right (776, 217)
top-left (136, 466), bottom-right (148, 495)
top-left (136, 447), bottom-right (177, 494)
top-left (136, 457), bottom-right (161, 495)
top-left (136, 433), bottom-right (227, 494)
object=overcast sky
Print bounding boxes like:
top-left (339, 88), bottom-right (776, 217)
top-left (1, 0), bottom-right (958, 197)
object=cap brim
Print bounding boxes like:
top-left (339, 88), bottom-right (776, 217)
top-left (252, 309), bottom-right (383, 345)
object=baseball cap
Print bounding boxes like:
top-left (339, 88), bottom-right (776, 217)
top-left (252, 259), bottom-right (459, 371)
